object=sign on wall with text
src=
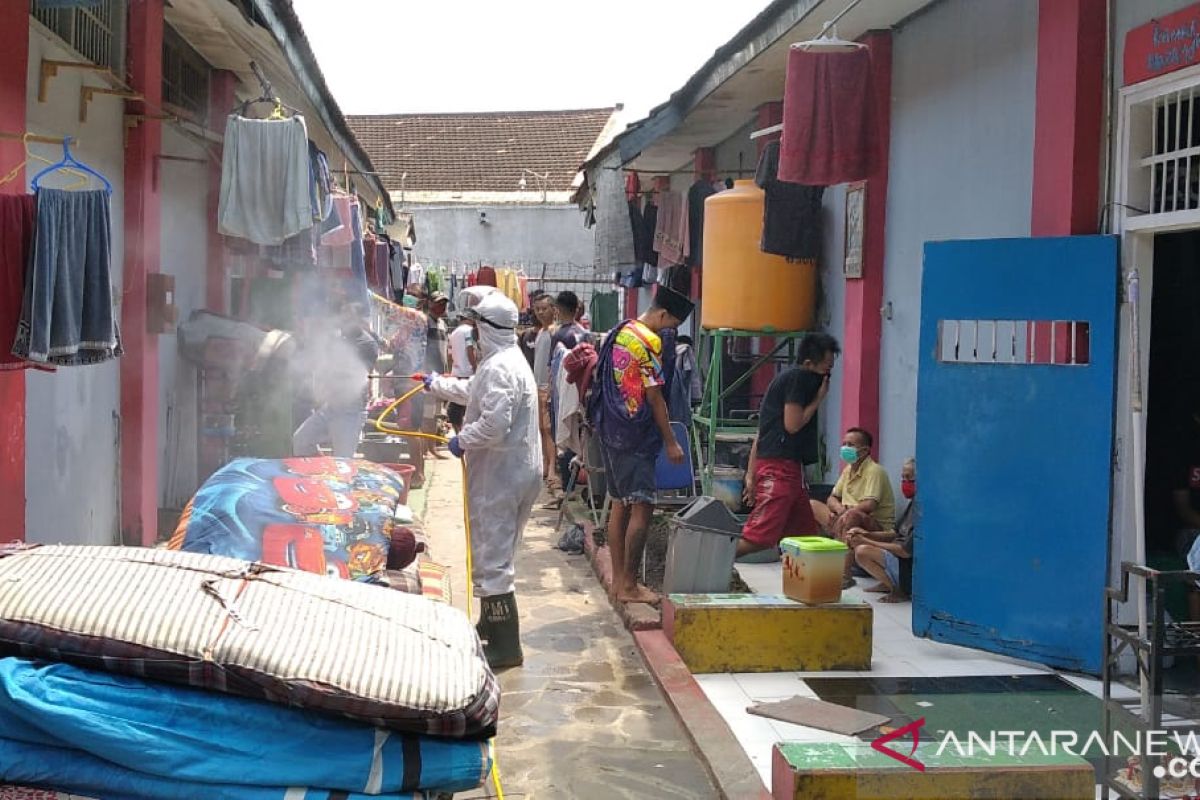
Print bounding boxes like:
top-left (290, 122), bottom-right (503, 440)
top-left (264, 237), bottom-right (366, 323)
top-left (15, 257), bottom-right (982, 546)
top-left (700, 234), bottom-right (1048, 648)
top-left (1125, 3), bottom-right (1200, 85)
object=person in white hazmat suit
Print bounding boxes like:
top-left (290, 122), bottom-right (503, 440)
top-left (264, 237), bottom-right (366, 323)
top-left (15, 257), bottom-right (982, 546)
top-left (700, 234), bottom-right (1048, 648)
top-left (425, 291), bottom-right (541, 668)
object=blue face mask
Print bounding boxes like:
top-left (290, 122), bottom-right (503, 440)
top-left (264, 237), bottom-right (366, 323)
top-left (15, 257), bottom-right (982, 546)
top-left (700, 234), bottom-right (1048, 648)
top-left (839, 445), bottom-right (860, 464)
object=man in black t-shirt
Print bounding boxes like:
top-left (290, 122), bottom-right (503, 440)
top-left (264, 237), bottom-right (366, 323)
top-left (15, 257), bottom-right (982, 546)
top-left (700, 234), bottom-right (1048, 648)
top-left (739, 332), bottom-right (840, 557)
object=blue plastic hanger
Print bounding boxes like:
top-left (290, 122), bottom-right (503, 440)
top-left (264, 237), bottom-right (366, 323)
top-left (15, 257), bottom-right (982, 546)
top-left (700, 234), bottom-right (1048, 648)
top-left (30, 137), bottom-right (112, 194)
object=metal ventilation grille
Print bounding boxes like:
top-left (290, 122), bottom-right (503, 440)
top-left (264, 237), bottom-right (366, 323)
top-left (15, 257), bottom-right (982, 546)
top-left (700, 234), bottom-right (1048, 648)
top-left (163, 26), bottom-right (210, 122)
top-left (30, 0), bottom-right (126, 79)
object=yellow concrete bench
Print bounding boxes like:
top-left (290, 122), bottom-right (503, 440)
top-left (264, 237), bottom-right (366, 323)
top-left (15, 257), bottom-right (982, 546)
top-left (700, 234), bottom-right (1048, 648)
top-left (772, 742), bottom-right (1094, 800)
top-left (662, 593), bottom-right (872, 673)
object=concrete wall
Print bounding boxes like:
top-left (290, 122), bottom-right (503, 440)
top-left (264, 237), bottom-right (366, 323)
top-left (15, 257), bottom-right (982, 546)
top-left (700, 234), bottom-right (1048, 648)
top-left (877, 0), bottom-right (1039, 479)
top-left (24, 24), bottom-right (126, 545)
top-left (409, 203), bottom-right (594, 267)
top-left (157, 127), bottom-right (208, 510)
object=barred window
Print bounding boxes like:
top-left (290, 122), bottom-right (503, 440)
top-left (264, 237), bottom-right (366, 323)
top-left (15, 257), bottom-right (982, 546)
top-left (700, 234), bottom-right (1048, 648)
top-left (162, 26), bottom-right (211, 122)
top-left (30, 0), bottom-right (127, 79)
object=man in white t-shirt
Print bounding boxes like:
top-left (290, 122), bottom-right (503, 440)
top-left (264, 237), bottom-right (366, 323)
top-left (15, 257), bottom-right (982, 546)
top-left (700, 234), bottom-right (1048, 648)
top-left (446, 316), bottom-right (477, 432)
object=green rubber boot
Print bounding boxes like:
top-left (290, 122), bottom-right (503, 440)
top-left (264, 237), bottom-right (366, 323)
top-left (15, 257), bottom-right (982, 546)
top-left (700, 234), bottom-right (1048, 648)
top-left (480, 592), bottom-right (524, 669)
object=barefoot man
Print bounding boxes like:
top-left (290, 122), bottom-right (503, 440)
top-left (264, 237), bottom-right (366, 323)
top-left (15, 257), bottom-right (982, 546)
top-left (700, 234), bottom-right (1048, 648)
top-left (592, 287), bottom-right (694, 605)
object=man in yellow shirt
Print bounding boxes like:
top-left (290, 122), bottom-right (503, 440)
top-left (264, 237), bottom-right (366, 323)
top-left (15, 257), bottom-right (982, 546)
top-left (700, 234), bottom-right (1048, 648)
top-left (812, 427), bottom-right (895, 587)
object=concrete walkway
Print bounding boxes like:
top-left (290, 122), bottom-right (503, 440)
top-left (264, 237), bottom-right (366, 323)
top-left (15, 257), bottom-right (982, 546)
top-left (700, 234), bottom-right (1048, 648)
top-left (420, 458), bottom-right (717, 800)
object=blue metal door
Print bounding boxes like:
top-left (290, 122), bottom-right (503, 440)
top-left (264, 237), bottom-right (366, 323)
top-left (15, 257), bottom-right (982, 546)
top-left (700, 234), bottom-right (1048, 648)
top-left (914, 236), bottom-right (1118, 674)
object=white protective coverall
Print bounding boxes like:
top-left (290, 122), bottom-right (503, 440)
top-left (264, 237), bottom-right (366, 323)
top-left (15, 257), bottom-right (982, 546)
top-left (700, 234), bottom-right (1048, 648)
top-left (428, 292), bottom-right (542, 597)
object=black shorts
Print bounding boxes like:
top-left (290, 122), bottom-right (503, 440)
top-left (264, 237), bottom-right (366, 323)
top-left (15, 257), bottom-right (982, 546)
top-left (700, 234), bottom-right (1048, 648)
top-left (599, 445), bottom-right (656, 505)
top-left (447, 402), bottom-right (466, 427)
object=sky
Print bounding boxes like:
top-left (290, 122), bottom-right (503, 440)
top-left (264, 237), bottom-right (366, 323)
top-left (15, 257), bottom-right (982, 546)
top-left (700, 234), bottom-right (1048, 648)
top-left (291, 0), bottom-right (777, 123)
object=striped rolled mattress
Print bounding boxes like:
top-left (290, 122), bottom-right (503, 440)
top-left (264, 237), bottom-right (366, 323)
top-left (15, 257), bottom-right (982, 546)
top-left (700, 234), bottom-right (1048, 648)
top-left (0, 545), bottom-right (498, 739)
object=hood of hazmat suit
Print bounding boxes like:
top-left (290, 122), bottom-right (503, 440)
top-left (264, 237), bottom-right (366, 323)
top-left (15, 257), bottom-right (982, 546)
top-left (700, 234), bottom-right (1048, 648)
top-left (428, 291), bottom-right (542, 597)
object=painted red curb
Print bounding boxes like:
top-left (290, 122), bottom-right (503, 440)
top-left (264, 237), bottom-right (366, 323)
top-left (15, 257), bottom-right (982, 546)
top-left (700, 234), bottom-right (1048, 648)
top-left (582, 522), bottom-right (661, 630)
top-left (579, 517), bottom-right (767, 797)
top-left (634, 629), bottom-right (772, 800)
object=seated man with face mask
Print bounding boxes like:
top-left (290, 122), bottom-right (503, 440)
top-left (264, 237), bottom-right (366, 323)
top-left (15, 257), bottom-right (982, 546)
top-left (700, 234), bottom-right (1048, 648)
top-left (852, 458), bottom-right (916, 603)
top-left (424, 290), bottom-right (542, 669)
top-left (811, 427), bottom-right (896, 588)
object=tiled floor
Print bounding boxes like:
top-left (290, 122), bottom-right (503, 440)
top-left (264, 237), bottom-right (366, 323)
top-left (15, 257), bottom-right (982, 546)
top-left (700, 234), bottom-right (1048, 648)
top-left (697, 559), bottom-right (1103, 788)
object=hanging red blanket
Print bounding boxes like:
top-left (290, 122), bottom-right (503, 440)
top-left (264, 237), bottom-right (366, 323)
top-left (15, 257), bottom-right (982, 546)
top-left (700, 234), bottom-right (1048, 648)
top-left (779, 45), bottom-right (879, 186)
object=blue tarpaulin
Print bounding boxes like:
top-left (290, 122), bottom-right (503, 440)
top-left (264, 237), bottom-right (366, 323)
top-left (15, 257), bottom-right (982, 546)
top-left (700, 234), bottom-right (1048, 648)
top-left (0, 659), bottom-right (489, 795)
top-left (0, 738), bottom-right (434, 800)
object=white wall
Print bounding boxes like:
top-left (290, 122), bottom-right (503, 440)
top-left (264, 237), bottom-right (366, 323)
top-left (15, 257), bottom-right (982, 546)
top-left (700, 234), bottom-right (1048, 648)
top-left (409, 203), bottom-right (594, 267)
top-left (24, 24), bottom-right (126, 545)
top-left (877, 0), bottom-right (1039, 479)
top-left (157, 127), bottom-right (208, 510)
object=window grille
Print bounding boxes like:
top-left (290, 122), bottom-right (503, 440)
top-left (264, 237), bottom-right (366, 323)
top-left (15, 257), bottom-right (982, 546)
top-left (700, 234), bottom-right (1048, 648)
top-left (30, 0), bottom-right (126, 79)
top-left (1147, 89), bottom-right (1200, 214)
top-left (162, 26), bottom-right (210, 122)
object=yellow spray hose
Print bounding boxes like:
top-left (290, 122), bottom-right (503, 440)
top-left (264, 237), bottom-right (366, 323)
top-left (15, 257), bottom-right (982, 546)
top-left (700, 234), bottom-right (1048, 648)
top-left (372, 381), bottom-right (502, 800)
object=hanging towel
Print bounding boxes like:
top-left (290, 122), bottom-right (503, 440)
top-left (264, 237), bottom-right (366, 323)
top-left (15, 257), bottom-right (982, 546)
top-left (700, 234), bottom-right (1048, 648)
top-left (779, 46), bottom-right (878, 186)
top-left (0, 195), bottom-right (50, 372)
top-left (13, 189), bottom-right (120, 366)
top-left (653, 191), bottom-right (688, 267)
top-left (755, 140), bottom-right (825, 259)
top-left (218, 115), bottom-right (314, 246)
top-left (476, 265), bottom-right (497, 287)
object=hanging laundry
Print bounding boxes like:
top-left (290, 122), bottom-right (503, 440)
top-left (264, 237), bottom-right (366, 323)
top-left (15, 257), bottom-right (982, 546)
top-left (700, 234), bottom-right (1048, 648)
top-left (347, 201), bottom-right (371, 308)
top-left (652, 191), bottom-right (688, 267)
top-left (686, 179), bottom-right (718, 268)
top-left (639, 198), bottom-right (658, 268)
top-left (217, 115), bottom-right (314, 246)
top-left (476, 265), bottom-right (497, 287)
top-left (779, 46), bottom-right (878, 185)
top-left (13, 189), bottom-right (120, 366)
top-left (0, 194), bottom-right (50, 372)
top-left (320, 194), bottom-right (355, 247)
top-left (307, 141), bottom-right (334, 226)
top-left (755, 139), bottom-right (825, 260)
top-left (408, 261), bottom-right (425, 293)
top-left (497, 268), bottom-right (522, 308)
top-left (588, 291), bottom-right (619, 332)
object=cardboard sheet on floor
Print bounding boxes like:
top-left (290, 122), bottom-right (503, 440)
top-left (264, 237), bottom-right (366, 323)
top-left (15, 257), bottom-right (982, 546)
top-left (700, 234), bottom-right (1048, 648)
top-left (747, 696), bottom-right (890, 735)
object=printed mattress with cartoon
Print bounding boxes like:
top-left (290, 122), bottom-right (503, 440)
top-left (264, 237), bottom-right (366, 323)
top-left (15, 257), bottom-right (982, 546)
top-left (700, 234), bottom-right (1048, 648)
top-left (169, 457), bottom-right (421, 584)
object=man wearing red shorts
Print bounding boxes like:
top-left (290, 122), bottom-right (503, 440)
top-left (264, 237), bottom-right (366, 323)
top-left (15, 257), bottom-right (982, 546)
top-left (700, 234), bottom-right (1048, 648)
top-left (739, 333), bottom-right (840, 557)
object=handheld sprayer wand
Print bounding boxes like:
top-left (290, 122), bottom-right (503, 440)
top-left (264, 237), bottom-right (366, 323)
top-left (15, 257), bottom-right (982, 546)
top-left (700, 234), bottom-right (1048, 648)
top-left (372, 375), bottom-right (505, 799)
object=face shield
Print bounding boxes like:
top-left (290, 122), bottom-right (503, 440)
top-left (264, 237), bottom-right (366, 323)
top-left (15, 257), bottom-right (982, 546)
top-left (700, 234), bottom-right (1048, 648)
top-left (467, 293), bottom-right (519, 356)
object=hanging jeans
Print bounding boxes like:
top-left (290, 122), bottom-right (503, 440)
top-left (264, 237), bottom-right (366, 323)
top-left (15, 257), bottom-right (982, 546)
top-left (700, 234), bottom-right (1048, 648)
top-left (13, 188), bottom-right (120, 366)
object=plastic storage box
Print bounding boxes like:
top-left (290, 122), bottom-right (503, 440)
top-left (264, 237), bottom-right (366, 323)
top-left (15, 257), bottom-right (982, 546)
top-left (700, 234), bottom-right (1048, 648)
top-left (781, 536), bottom-right (848, 605)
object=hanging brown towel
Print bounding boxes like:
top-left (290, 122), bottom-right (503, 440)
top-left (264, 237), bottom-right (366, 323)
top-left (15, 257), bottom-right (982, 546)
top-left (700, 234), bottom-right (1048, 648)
top-left (779, 46), bottom-right (878, 186)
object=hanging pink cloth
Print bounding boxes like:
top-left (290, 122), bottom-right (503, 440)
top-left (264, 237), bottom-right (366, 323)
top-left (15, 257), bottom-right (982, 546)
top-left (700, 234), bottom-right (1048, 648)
top-left (779, 45), bottom-right (878, 186)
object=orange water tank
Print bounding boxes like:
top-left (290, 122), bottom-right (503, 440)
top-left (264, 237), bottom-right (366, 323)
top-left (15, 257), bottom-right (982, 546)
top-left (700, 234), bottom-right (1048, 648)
top-left (701, 180), bottom-right (816, 332)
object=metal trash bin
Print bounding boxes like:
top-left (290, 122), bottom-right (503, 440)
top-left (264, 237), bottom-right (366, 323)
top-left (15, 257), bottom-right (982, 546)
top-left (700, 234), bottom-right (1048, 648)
top-left (663, 496), bottom-right (742, 594)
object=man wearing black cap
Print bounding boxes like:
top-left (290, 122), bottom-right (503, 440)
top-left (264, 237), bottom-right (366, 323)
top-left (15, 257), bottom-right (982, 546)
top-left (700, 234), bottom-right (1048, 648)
top-left (592, 286), bottom-right (695, 605)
